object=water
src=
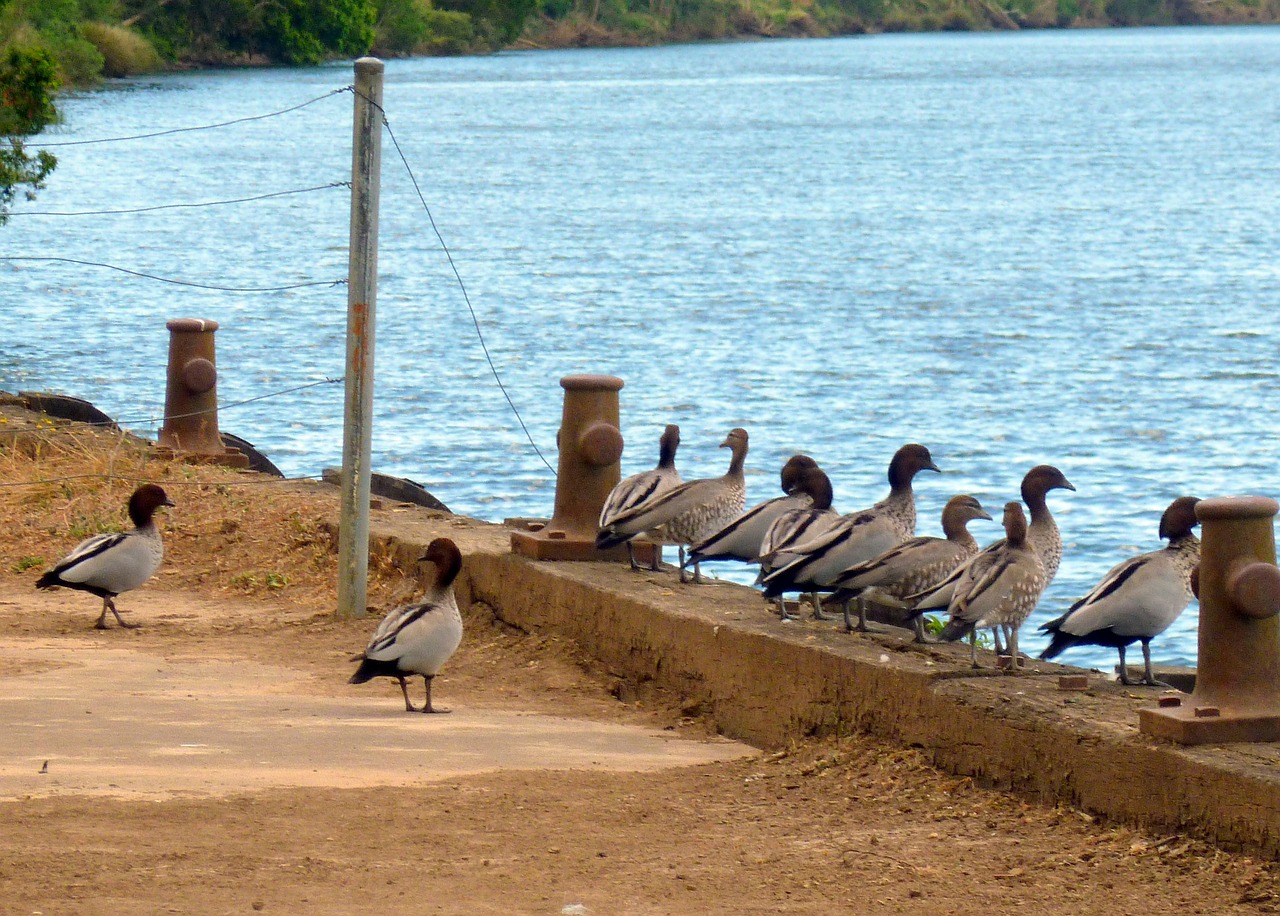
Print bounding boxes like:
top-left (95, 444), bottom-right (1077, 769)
top-left (4, 26), bottom-right (1279, 670)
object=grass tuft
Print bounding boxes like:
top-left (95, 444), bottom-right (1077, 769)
top-left (80, 22), bottom-right (163, 77)
top-left (0, 406), bottom-right (407, 611)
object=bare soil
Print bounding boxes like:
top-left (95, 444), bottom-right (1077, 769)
top-left (2, 410), bottom-right (1280, 914)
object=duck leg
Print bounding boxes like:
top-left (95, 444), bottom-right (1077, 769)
top-left (421, 675), bottom-right (450, 714)
top-left (1004, 628), bottom-right (1021, 675)
top-left (1140, 640), bottom-right (1163, 687)
top-left (398, 675), bottom-right (418, 712)
top-left (969, 630), bottom-right (980, 668)
top-left (811, 593), bottom-right (832, 621)
top-left (1116, 645), bottom-right (1133, 686)
top-left (96, 597), bottom-right (138, 630)
top-left (850, 595), bottom-right (870, 632)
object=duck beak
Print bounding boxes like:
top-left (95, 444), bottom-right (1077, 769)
top-left (927, 461), bottom-right (941, 473)
top-left (977, 509), bottom-right (993, 521)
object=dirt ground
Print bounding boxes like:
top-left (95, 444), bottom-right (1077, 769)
top-left (1, 418), bottom-right (1279, 914)
top-left (3, 583), bottom-right (1280, 916)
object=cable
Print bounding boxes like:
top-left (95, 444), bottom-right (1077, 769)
top-left (0, 473), bottom-right (327, 489)
top-left (6, 181), bottom-right (351, 217)
top-left (112, 377), bottom-right (344, 427)
top-left (33, 87), bottom-right (353, 149)
top-left (352, 88), bottom-right (557, 479)
top-left (0, 377), bottom-right (344, 434)
top-left (0, 256), bottom-right (345, 292)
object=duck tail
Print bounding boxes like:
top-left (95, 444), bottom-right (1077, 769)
top-left (937, 618), bottom-right (973, 643)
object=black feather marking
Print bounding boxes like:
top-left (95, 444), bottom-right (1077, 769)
top-left (368, 603), bottom-right (437, 655)
top-left (349, 655), bottom-right (404, 684)
top-left (1065, 557), bottom-right (1147, 614)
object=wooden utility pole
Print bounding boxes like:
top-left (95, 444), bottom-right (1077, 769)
top-left (337, 57), bottom-right (383, 618)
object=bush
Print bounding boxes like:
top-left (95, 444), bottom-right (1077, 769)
top-left (374, 0), bottom-right (477, 54)
top-left (0, 46), bottom-right (59, 224)
top-left (0, 45), bottom-right (59, 134)
top-left (80, 23), bottom-right (163, 77)
top-left (1104, 0), bottom-right (1166, 22)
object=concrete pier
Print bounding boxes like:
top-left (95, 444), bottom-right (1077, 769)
top-left (351, 506), bottom-right (1280, 857)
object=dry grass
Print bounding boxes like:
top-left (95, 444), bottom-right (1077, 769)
top-left (80, 22), bottom-right (163, 77)
top-left (0, 406), bottom-right (408, 613)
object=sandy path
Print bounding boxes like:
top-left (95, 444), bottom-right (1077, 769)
top-left (2, 583), bottom-right (1279, 914)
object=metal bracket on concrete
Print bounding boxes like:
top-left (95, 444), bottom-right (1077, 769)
top-left (1140, 495), bottom-right (1280, 744)
top-left (510, 374), bottom-right (653, 563)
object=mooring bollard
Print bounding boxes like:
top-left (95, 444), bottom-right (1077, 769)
top-left (1139, 495), bottom-right (1280, 743)
top-left (156, 318), bottom-right (248, 468)
top-left (510, 374), bottom-right (648, 562)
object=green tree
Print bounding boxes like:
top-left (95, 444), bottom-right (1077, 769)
top-left (0, 46), bottom-right (59, 226)
top-left (123, 0), bottom-right (376, 65)
top-left (435, 0), bottom-right (537, 45)
top-left (257, 0), bottom-right (377, 64)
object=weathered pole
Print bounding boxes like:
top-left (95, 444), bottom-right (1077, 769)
top-left (337, 57), bottom-right (384, 618)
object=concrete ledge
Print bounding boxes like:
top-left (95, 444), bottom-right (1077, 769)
top-left (356, 509), bottom-right (1280, 856)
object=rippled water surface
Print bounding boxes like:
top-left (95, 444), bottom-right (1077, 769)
top-left (6, 26), bottom-right (1279, 669)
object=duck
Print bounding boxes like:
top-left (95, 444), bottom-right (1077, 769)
top-left (688, 454), bottom-right (819, 567)
top-left (597, 424), bottom-right (682, 571)
top-left (760, 444), bottom-right (940, 616)
top-left (596, 428), bottom-right (749, 584)
top-left (350, 537), bottom-right (465, 713)
top-left (755, 465), bottom-right (840, 619)
top-left (938, 501), bottom-right (1048, 671)
top-left (36, 483), bottom-right (175, 629)
top-left (1039, 496), bottom-right (1201, 686)
top-left (907, 464), bottom-right (1074, 643)
top-left (830, 494), bottom-right (992, 634)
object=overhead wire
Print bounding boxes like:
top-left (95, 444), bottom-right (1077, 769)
top-left (0, 256), bottom-right (345, 292)
top-left (0, 472), bottom-right (327, 489)
top-left (5, 181), bottom-right (351, 218)
top-left (0, 377), bottom-right (344, 435)
top-left (32, 87), bottom-right (353, 148)
top-left (11, 82), bottom-right (557, 484)
top-left (353, 87), bottom-right (557, 479)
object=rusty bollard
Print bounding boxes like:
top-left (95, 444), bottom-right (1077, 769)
top-left (510, 374), bottom-right (649, 562)
top-left (155, 318), bottom-right (248, 468)
top-left (1140, 496), bottom-right (1280, 743)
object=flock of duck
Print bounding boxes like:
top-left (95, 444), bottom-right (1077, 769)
top-left (596, 426), bottom-right (1202, 685)
top-left (31, 425), bottom-right (1200, 716)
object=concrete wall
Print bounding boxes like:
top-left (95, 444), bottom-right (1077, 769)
top-left (358, 510), bottom-right (1280, 856)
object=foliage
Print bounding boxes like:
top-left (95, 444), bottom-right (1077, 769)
top-left (0, 45), bottom-right (57, 133)
top-left (0, 45), bottom-right (58, 225)
top-left (437, 0), bottom-right (539, 45)
top-left (1, 0), bottom-right (105, 85)
top-left (257, 0), bottom-right (378, 64)
top-left (80, 23), bottom-right (163, 77)
top-left (374, 0), bottom-right (477, 54)
top-left (121, 0), bottom-right (377, 65)
top-left (1104, 0), bottom-right (1168, 23)
top-left (0, 0), bottom-right (1273, 82)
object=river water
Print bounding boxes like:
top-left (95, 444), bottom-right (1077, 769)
top-left (5, 26), bottom-right (1279, 668)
